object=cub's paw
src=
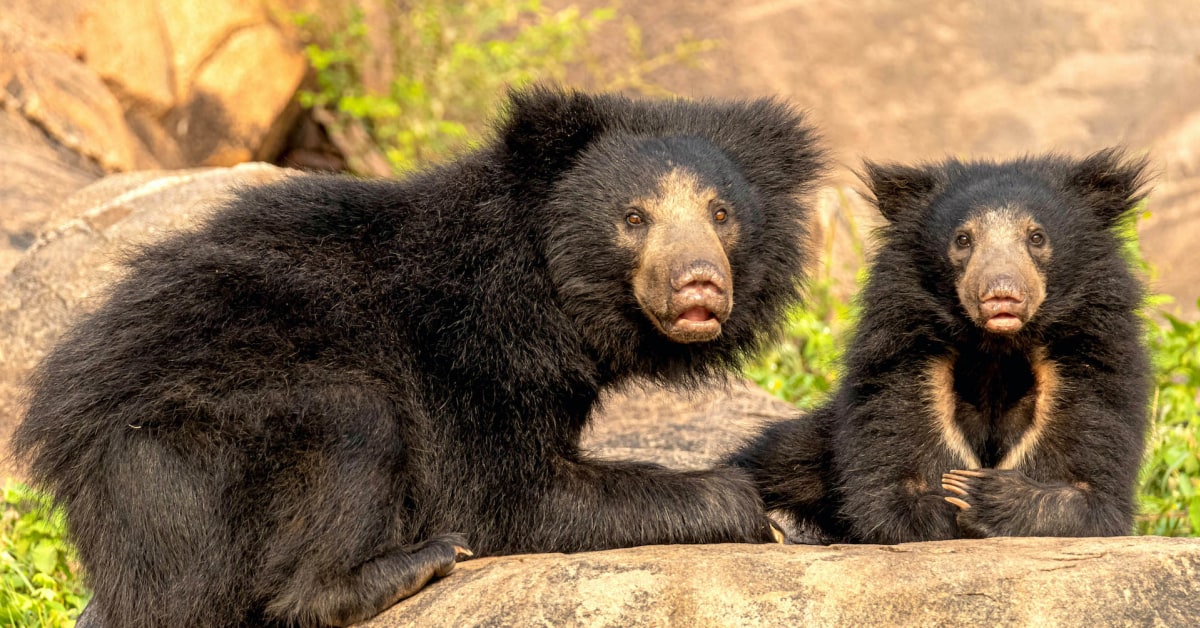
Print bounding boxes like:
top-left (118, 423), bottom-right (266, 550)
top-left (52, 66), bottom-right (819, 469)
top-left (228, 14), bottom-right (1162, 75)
top-left (940, 468), bottom-right (1036, 538)
top-left (391, 533), bottom-right (475, 603)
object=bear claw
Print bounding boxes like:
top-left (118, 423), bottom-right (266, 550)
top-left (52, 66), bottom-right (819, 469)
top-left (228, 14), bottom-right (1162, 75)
top-left (944, 496), bottom-right (971, 510)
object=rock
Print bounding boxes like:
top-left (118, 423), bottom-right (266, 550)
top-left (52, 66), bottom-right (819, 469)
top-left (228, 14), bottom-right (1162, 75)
top-left (79, 0), bottom-right (175, 116)
top-left (0, 0), bottom-right (86, 55)
top-left (364, 536), bottom-right (1200, 626)
top-left (0, 106), bottom-right (103, 275)
top-left (586, 379), bottom-right (796, 470)
top-left (0, 0), bottom-right (310, 172)
top-left (0, 35), bottom-right (148, 172)
top-left (0, 164), bottom-right (294, 478)
top-left (184, 23), bottom-right (307, 166)
top-left (157, 0), bottom-right (266, 93)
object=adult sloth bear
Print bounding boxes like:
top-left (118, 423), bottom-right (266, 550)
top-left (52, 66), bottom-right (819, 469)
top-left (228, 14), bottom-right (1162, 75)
top-left (14, 87), bottom-right (823, 626)
top-left (732, 150), bottom-right (1152, 544)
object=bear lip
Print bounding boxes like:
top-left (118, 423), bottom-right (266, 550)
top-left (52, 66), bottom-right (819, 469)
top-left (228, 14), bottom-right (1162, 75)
top-left (979, 297), bottom-right (1027, 334)
top-left (984, 313), bottom-right (1023, 333)
top-left (662, 307), bottom-right (722, 342)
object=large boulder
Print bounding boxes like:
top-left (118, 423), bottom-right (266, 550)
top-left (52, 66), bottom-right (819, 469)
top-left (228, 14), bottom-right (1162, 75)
top-left (364, 537), bottom-right (1200, 626)
top-left (0, 0), bottom-right (310, 276)
top-left (586, 380), bottom-right (797, 470)
top-left (75, 0), bottom-right (308, 168)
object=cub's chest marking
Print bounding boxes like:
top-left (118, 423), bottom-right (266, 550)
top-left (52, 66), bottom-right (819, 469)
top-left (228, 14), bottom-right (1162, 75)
top-left (997, 348), bottom-right (1059, 470)
top-left (924, 349), bottom-right (1060, 470)
top-left (925, 356), bottom-right (981, 469)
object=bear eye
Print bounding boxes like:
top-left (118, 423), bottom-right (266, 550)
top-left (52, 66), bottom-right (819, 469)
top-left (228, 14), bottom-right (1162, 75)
top-left (710, 200), bottom-right (729, 223)
top-left (1029, 231), bottom-right (1046, 246)
top-left (955, 233), bottom-right (972, 248)
top-left (625, 210), bottom-right (644, 226)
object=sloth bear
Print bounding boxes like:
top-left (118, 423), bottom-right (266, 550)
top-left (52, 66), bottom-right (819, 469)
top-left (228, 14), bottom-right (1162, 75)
top-left (13, 87), bottom-right (823, 626)
top-left (732, 149), bottom-right (1152, 544)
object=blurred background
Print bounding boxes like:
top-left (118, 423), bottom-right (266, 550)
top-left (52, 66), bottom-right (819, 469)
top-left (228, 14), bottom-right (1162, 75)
top-left (4, 0), bottom-right (1199, 309)
top-left (1, 1), bottom-right (1198, 624)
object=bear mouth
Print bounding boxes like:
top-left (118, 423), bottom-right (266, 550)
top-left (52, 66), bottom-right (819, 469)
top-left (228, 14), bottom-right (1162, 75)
top-left (658, 306), bottom-right (723, 343)
top-left (984, 313), bottom-right (1024, 333)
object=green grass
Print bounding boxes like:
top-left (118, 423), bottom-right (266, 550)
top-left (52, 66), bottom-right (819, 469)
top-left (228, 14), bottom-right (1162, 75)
top-left (0, 484), bottom-right (88, 627)
top-left (1138, 306), bottom-right (1200, 535)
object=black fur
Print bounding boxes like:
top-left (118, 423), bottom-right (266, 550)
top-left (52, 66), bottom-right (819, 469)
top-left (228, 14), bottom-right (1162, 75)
top-left (732, 149), bottom-right (1152, 543)
top-left (12, 87), bottom-right (822, 626)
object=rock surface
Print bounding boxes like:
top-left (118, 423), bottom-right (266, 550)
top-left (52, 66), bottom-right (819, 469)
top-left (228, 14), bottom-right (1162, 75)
top-left (0, 164), bottom-right (293, 477)
top-left (0, 0), bottom-right (308, 275)
top-left (364, 537), bottom-right (1200, 626)
top-left (586, 380), bottom-right (796, 470)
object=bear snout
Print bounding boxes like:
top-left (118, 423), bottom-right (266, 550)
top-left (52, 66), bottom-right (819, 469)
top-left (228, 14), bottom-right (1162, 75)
top-left (973, 271), bottom-right (1043, 334)
top-left (978, 283), bottom-right (1029, 333)
top-left (662, 263), bottom-right (732, 343)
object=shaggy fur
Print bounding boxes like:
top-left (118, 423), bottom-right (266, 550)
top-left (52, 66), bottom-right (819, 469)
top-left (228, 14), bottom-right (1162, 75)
top-left (13, 87), bottom-right (822, 626)
top-left (732, 149), bottom-right (1152, 543)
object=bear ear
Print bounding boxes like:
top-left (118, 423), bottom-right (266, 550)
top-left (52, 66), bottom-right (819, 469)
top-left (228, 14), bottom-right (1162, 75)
top-left (861, 161), bottom-right (940, 223)
top-left (1065, 148), bottom-right (1152, 226)
top-left (499, 86), bottom-right (607, 190)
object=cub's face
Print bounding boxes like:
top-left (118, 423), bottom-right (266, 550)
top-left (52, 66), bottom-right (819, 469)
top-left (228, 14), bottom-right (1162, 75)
top-left (948, 206), bottom-right (1051, 335)
top-left (867, 150), bottom-right (1148, 340)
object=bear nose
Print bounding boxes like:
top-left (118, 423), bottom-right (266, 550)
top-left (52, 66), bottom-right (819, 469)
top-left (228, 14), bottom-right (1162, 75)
top-left (671, 261), bottom-right (728, 295)
top-left (979, 275), bottom-right (1025, 303)
top-left (979, 275), bottom-right (1029, 319)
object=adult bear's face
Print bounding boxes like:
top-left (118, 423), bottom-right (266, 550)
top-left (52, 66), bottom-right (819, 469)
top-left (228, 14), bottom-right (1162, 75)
top-left (545, 134), bottom-right (763, 345)
top-left (622, 164), bottom-right (739, 343)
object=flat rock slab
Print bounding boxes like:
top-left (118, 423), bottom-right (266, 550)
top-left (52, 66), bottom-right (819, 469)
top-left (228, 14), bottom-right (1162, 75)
top-left (365, 536), bottom-right (1200, 626)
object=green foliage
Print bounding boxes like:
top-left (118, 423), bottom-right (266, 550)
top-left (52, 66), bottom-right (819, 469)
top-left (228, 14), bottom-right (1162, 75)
top-left (295, 1), bottom-right (716, 174)
top-left (1137, 302), bottom-right (1200, 536)
top-left (745, 278), bottom-right (852, 411)
top-left (0, 483), bottom-right (87, 627)
top-left (746, 191), bottom-right (862, 411)
top-left (297, 0), bottom-right (614, 172)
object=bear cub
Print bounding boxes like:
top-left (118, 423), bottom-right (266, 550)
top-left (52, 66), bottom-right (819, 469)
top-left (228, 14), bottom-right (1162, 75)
top-left (732, 149), bottom-right (1152, 544)
top-left (14, 87), bottom-right (823, 627)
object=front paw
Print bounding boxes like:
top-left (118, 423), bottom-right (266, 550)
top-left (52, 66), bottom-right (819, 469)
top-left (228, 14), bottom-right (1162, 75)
top-left (940, 468), bottom-right (1031, 538)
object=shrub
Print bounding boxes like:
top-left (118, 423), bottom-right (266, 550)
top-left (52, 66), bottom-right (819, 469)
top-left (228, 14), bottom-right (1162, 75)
top-left (294, 0), bottom-right (716, 174)
top-left (1138, 303), bottom-right (1200, 535)
top-left (0, 483), bottom-right (88, 627)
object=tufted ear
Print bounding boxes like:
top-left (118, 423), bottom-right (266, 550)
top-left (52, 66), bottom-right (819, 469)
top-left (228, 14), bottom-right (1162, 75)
top-left (861, 161), bottom-right (941, 223)
top-left (1066, 148), bottom-right (1151, 226)
top-left (499, 86), bottom-right (607, 193)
